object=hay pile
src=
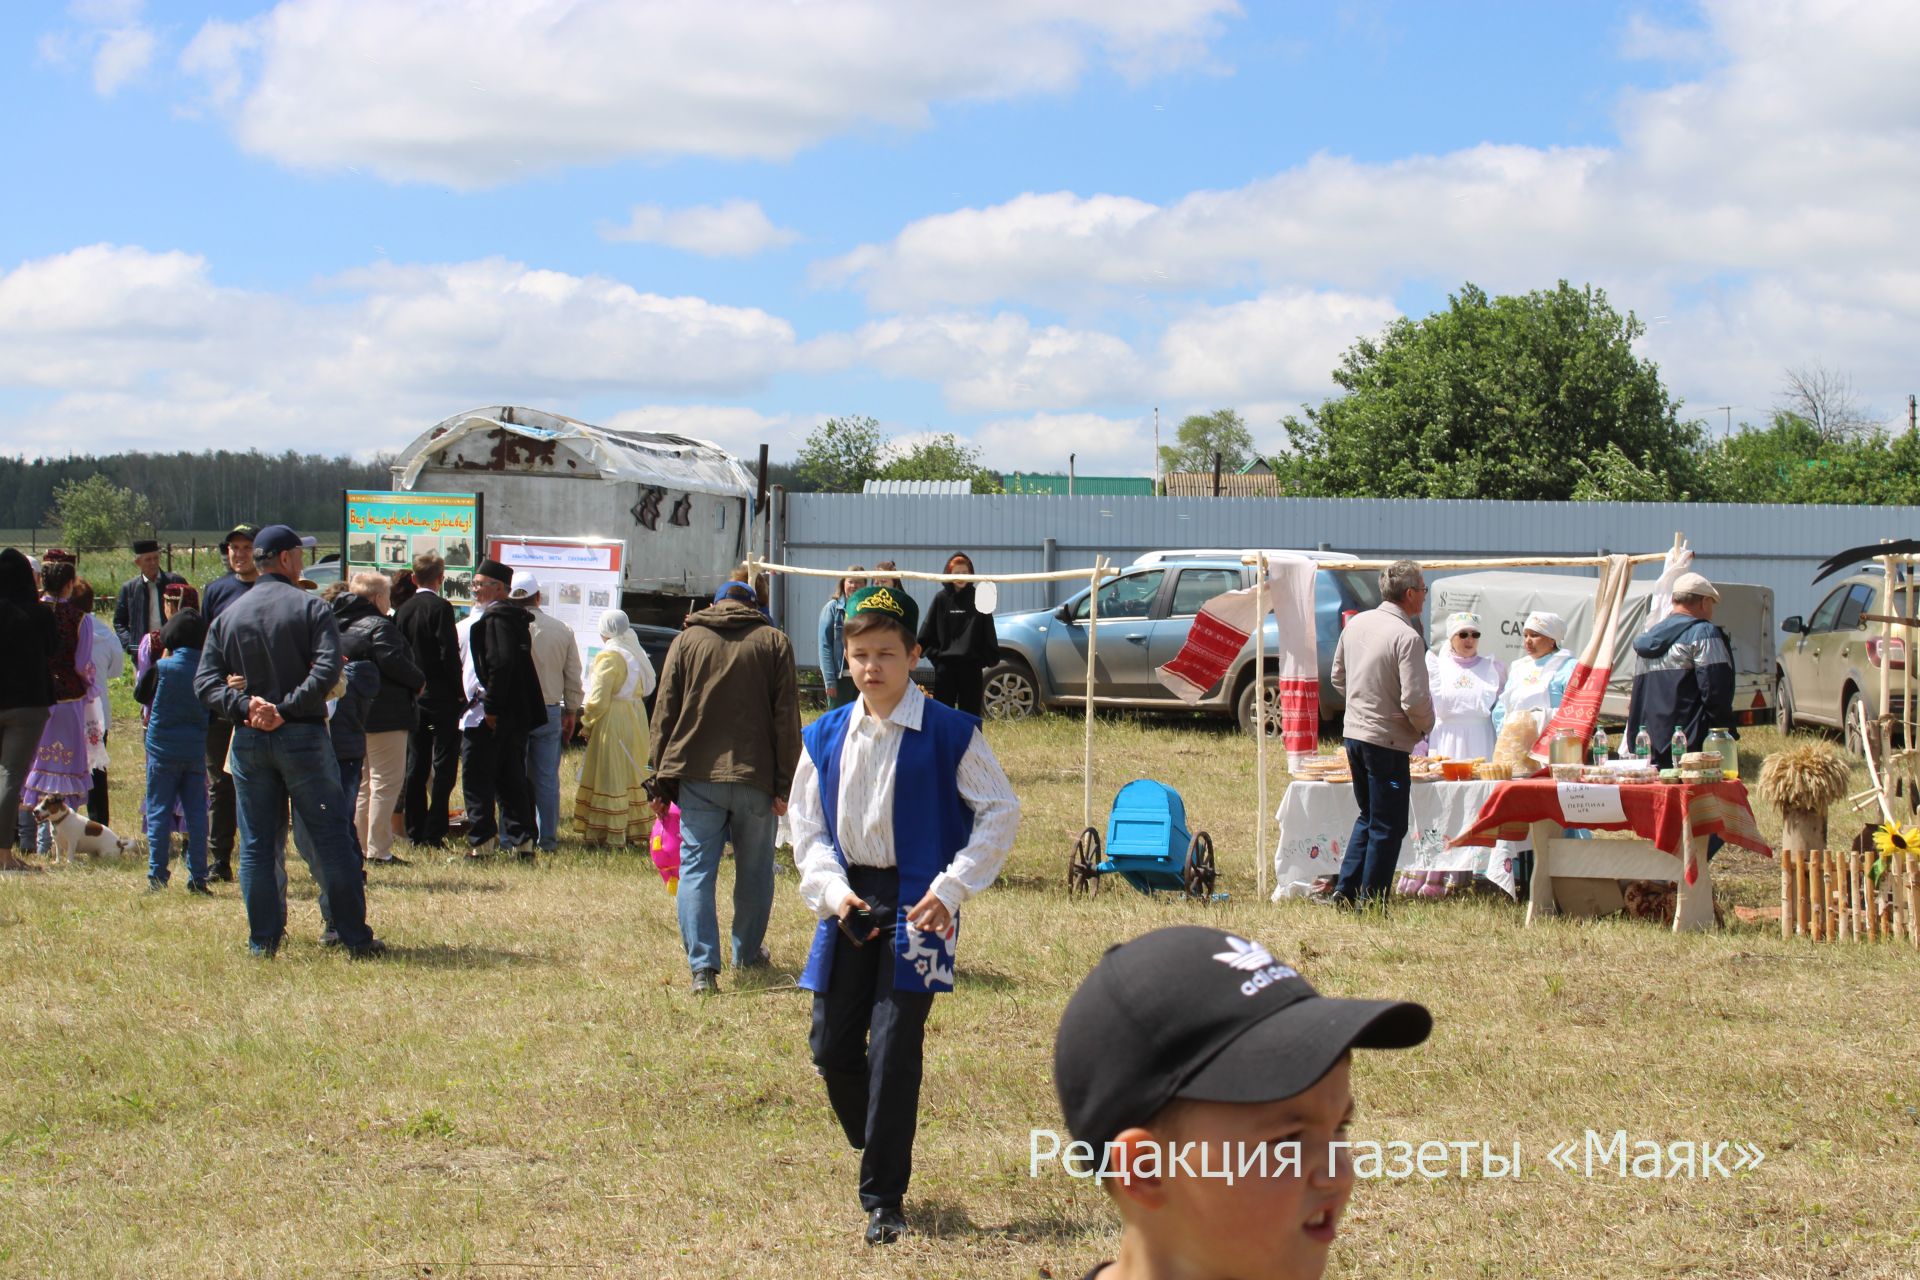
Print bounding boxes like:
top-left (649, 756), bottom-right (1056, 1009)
top-left (1756, 741), bottom-right (1852, 812)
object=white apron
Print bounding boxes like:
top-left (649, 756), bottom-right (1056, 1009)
top-left (1497, 648), bottom-right (1573, 729)
top-left (1425, 652), bottom-right (1505, 760)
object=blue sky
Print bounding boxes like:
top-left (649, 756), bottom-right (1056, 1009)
top-left (3, 1), bottom-right (1913, 473)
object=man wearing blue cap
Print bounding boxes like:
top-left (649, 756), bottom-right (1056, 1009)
top-left (194, 524), bottom-right (383, 958)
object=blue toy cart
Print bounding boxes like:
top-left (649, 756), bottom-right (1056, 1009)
top-left (1069, 779), bottom-right (1218, 901)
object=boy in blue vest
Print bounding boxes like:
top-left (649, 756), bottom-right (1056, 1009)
top-left (790, 584), bottom-right (1021, 1245)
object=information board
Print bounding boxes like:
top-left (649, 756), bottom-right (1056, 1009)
top-left (342, 490), bottom-right (483, 606)
top-left (486, 535), bottom-right (626, 670)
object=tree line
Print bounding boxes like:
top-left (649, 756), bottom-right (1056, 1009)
top-left (0, 449), bottom-right (396, 537)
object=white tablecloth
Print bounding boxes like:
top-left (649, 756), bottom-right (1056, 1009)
top-left (1271, 779), bottom-right (1525, 900)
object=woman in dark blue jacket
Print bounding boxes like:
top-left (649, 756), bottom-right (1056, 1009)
top-left (135, 609), bottom-right (211, 892)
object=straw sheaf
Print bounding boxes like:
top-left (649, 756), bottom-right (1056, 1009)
top-left (1756, 742), bottom-right (1853, 812)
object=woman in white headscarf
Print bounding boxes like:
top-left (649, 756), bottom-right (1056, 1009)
top-left (1490, 610), bottom-right (1575, 740)
top-left (1423, 611), bottom-right (1507, 761)
top-left (572, 609), bottom-right (657, 847)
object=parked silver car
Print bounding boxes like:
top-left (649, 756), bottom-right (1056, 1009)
top-left (981, 554), bottom-right (1381, 735)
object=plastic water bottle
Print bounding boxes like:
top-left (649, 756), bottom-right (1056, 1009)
top-left (1669, 727), bottom-right (1687, 763)
top-left (1634, 728), bottom-right (1652, 761)
top-left (1590, 725), bottom-right (1610, 765)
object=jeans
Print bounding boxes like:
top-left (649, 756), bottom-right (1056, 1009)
top-left (1333, 739), bottom-right (1412, 904)
top-left (291, 757), bottom-right (361, 930)
top-left (404, 703), bottom-right (462, 846)
top-left (145, 757), bottom-right (210, 883)
top-left (0, 705), bottom-right (50, 852)
top-left (675, 780), bottom-right (778, 975)
top-left (232, 723), bottom-right (373, 952)
top-left (525, 704), bottom-right (564, 850)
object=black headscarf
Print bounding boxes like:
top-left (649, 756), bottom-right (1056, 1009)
top-left (159, 606), bottom-right (207, 653)
top-left (0, 548), bottom-right (35, 607)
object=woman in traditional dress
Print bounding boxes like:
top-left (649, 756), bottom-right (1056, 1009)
top-left (572, 610), bottom-right (657, 847)
top-left (1422, 611), bottom-right (1506, 762)
top-left (23, 559), bottom-right (95, 848)
top-left (1490, 610), bottom-right (1574, 740)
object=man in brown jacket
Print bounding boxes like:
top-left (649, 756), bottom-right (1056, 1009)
top-left (1327, 560), bottom-right (1435, 905)
top-left (649, 582), bottom-right (803, 993)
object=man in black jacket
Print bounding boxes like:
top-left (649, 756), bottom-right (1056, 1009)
top-left (1625, 571), bottom-right (1737, 768)
top-left (458, 559), bottom-right (545, 859)
top-left (337, 572), bottom-right (423, 865)
top-left (112, 538), bottom-right (188, 652)
top-left (395, 551), bottom-right (463, 848)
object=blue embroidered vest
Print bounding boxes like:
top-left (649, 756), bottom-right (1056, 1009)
top-left (796, 694), bottom-right (979, 996)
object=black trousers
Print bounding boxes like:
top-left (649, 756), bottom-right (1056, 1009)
top-left (206, 717), bottom-right (237, 865)
top-left (809, 865), bottom-right (935, 1212)
top-left (405, 704), bottom-right (462, 845)
top-left (87, 766), bottom-right (110, 826)
top-left (461, 722), bottom-right (534, 851)
top-left (930, 662), bottom-right (986, 718)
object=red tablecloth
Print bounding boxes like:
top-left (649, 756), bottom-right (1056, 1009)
top-left (1447, 779), bottom-right (1773, 866)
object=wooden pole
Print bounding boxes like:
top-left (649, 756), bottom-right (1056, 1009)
top-left (1812, 851), bottom-right (1828, 941)
top-left (1253, 553), bottom-right (1269, 900)
top-left (1839, 851), bottom-right (1852, 942)
top-left (1882, 541), bottom-right (1896, 722)
top-left (1908, 852), bottom-right (1920, 948)
top-left (1780, 849), bottom-right (1792, 940)
top-left (1789, 850), bottom-right (1803, 937)
top-left (1082, 556), bottom-right (1104, 833)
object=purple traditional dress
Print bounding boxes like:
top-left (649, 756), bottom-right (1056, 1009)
top-left (24, 597), bottom-right (94, 806)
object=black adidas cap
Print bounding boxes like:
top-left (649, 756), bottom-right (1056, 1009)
top-left (1052, 926), bottom-right (1431, 1149)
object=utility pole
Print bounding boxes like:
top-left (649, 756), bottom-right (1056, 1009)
top-left (1144, 404), bottom-right (1159, 495)
top-left (1716, 405), bottom-right (1732, 435)
top-left (1908, 393), bottom-right (1915, 438)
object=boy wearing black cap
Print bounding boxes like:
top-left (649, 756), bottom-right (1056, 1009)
top-left (789, 584), bottom-right (1021, 1245)
top-left (1053, 926), bottom-right (1431, 1280)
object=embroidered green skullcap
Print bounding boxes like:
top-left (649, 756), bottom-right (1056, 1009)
top-left (845, 583), bottom-right (919, 636)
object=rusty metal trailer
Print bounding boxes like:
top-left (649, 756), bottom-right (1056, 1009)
top-left (391, 405), bottom-right (761, 624)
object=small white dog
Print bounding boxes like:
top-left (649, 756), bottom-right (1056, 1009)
top-left (29, 796), bottom-right (132, 861)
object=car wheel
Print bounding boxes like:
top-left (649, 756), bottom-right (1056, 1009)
top-left (1843, 687), bottom-right (1863, 756)
top-left (1777, 672), bottom-right (1797, 736)
top-left (1236, 673), bottom-right (1284, 739)
top-left (983, 658), bottom-right (1040, 720)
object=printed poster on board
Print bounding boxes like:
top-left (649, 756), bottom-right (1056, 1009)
top-left (342, 490), bottom-right (483, 606)
top-left (487, 536), bottom-right (626, 670)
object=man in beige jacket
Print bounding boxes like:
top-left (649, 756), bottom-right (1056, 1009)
top-left (1328, 560), bottom-right (1435, 905)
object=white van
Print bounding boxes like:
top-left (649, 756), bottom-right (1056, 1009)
top-left (1428, 571), bottom-right (1777, 727)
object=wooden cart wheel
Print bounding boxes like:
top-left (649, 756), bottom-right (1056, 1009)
top-left (1069, 827), bottom-right (1103, 895)
top-left (1183, 831), bottom-right (1217, 902)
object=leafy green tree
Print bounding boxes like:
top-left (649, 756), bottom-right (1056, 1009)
top-left (48, 473), bottom-right (153, 550)
top-left (1277, 282), bottom-right (1705, 500)
top-left (879, 433), bottom-right (1002, 493)
top-left (794, 415), bottom-right (886, 493)
top-left (1159, 409), bottom-right (1254, 474)
top-left (1702, 413), bottom-right (1920, 504)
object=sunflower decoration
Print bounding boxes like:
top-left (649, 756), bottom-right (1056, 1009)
top-left (1869, 822), bottom-right (1920, 886)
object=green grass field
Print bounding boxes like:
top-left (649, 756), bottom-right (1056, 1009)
top-left (3, 700), bottom-right (1918, 1278)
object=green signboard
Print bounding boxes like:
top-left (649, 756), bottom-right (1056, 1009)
top-left (341, 489), bottom-right (484, 605)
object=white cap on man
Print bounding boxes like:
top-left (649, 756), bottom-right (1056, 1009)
top-left (508, 569), bottom-right (541, 602)
top-left (1672, 571), bottom-right (1720, 600)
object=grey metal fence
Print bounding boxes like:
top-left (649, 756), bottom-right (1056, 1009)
top-left (770, 492), bottom-right (1920, 669)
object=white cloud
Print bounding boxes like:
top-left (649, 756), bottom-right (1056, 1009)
top-left (819, 0), bottom-right (1920, 417)
top-left (601, 200), bottom-right (799, 258)
top-left (92, 23), bottom-right (155, 94)
top-left (175, 0), bottom-right (1236, 187)
top-left (973, 412), bottom-right (1156, 475)
top-left (0, 245), bottom-right (798, 456)
top-left (818, 312), bottom-right (1142, 413)
top-left (1157, 290), bottom-right (1400, 403)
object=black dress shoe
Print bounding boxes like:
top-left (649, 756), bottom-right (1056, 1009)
top-left (210, 860), bottom-right (234, 882)
top-left (187, 879), bottom-right (213, 896)
top-left (346, 938), bottom-right (388, 960)
top-left (864, 1207), bottom-right (907, 1245)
